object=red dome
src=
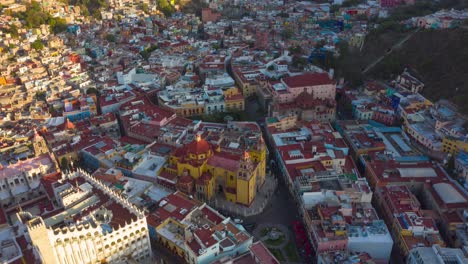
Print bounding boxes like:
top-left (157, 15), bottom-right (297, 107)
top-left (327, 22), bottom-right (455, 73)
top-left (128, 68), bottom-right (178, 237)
top-left (186, 134), bottom-right (211, 155)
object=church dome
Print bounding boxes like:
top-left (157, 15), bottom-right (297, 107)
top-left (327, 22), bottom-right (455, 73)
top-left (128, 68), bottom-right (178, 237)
top-left (186, 134), bottom-right (211, 156)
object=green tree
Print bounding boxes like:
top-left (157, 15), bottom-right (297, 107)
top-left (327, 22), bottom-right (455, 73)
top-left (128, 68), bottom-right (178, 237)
top-left (140, 50), bottom-right (150, 60)
top-left (341, 0), bottom-right (365, 7)
top-left (146, 44), bottom-right (158, 53)
top-left (86, 87), bottom-right (99, 95)
top-left (140, 3), bottom-right (149, 13)
top-left (5, 24), bottom-right (18, 38)
top-left (288, 45), bottom-right (302, 55)
top-left (292, 56), bottom-right (307, 69)
top-left (31, 39), bottom-right (44, 50)
top-left (92, 9), bottom-right (102, 20)
top-left (180, 0), bottom-right (208, 16)
top-left (157, 0), bottom-right (174, 17)
top-left (60, 157), bottom-right (69, 170)
top-left (49, 17), bottom-right (68, 34)
top-left (106, 34), bottom-right (116, 42)
top-left (80, 4), bottom-right (90, 16)
top-left (35, 91), bottom-right (47, 101)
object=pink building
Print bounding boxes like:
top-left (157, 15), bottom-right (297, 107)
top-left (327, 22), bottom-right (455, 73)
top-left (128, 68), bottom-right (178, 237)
top-left (269, 73), bottom-right (336, 122)
top-left (270, 73), bottom-right (335, 103)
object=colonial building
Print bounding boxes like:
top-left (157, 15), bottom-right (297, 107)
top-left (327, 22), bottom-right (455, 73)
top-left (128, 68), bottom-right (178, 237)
top-left (21, 170), bottom-right (152, 264)
top-left (166, 133), bottom-right (265, 206)
top-left (268, 73), bottom-right (336, 122)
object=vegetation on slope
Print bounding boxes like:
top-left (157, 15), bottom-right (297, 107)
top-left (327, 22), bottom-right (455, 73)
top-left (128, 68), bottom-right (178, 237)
top-left (370, 29), bottom-right (468, 113)
top-left (333, 0), bottom-right (468, 112)
top-left (12, 1), bottom-right (68, 33)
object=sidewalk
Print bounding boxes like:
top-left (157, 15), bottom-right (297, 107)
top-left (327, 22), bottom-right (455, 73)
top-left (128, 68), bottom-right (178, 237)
top-left (208, 173), bottom-right (278, 217)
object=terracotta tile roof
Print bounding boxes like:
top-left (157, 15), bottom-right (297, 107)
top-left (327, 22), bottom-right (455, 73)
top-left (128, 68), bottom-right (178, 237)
top-left (249, 241), bottom-right (280, 264)
top-left (283, 72), bottom-right (334, 88)
top-left (201, 206), bottom-right (223, 225)
top-left (207, 154), bottom-right (240, 172)
top-left (40, 172), bottom-right (62, 198)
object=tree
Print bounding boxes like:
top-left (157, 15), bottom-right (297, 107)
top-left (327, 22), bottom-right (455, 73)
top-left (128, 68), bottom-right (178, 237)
top-left (60, 157), bottom-right (69, 170)
top-left (35, 91), bottom-right (46, 101)
top-left (292, 56), bottom-right (307, 69)
top-left (49, 17), bottom-right (68, 34)
top-left (106, 34), bottom-right (116, 42)
top-left (140, 50), bottom-right (150, 60)
top-left (341, 0), bottom-right (365, 7)
top-left (92, 9), bottom-right (102, 20)
top-left (157, 0), bottom-right (175, 17)
top-left (140, 3), bottom-right (149, 13)
top-left (147, 44), bottom-right (158, 53)
top-left (86, 87), bottom-right (99, 95)
top-left (288, 45), bottom-right (302, 55)
top-left (5, 24), bottom-right (18, 38)
top-left (68, 0), bottom-right (108, 18)
top-left (31, 39), bottom-right (44, 50)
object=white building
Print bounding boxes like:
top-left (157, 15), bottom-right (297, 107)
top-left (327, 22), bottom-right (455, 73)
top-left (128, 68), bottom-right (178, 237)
top-left (22, 170), bottom-right (152, 264)
top-left (116, 68), bottom-right (137, 85)
top-left (347, 220), bottom-right (393, 263)
top-left (407, 245), bottom-right (468, 264)
top-left (0, 154), bottom-right (57, 205)
top-left (0, 227), bottom-right (24, 263)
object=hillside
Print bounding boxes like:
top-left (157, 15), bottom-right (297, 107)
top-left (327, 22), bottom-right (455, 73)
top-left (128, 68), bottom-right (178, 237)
top-left (333, 0), bottom-right (468, 113)
top-left (367, 28), bottom-right (468, 113)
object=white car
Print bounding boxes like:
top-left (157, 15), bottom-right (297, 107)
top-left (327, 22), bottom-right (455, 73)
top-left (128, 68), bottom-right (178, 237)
top-left (234, 218), bottom-right (243, 224)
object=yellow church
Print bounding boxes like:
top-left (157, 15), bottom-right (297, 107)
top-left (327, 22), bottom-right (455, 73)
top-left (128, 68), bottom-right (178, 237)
top-left (165, 134), bottom-right (266, 206)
